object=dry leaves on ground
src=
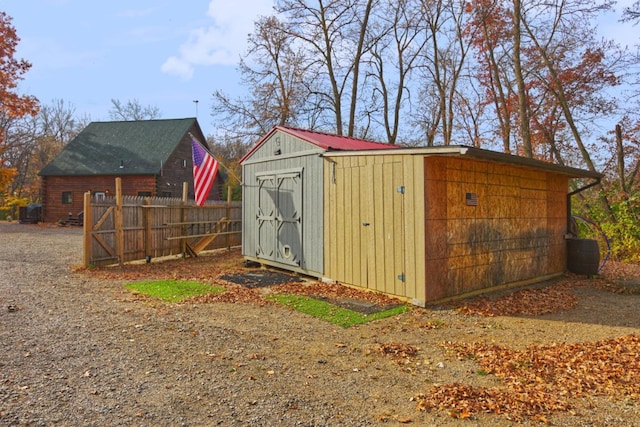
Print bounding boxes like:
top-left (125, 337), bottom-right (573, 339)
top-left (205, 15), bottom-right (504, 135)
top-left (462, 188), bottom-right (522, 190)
top-left (80, 249), bottom-right (405, 308)
top-left (454, 281), bottom-right (579, 317)
top-left (416, 334), bottom-right (640, 422)
top-left (378, 342), bottom-right (419, 360)
top-left (272, 281), bottom-right (402, 307)
top-left (453, 260), bottom-right (640, 318)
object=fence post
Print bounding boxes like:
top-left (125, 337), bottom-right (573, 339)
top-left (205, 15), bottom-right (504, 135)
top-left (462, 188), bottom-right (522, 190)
top-left (144, 197), bottom-right (151, 262)
top-left (83, 191), bottom-right (92, 267)
top-left (226, 185), bottom-right (232, 249)
top-left (181, 182), bottom-right (188, 256)
top-left (115, 178), bottom-right (124, 266)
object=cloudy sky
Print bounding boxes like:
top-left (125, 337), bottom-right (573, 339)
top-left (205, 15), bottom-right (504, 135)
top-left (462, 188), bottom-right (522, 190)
top-left (0, 0), bottom-right (636, 139)
top-left (1, 0), bottom-right (274, 137)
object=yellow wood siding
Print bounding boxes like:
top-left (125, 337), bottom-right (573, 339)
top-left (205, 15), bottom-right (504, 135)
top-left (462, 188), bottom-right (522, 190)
top-left (324, 154), bottom-right (424, 303)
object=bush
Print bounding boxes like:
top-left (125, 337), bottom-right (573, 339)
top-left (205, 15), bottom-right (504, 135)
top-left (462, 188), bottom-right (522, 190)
top-left (575, 190), bottom-right (640, 263)
top-left (0, 207), bottom-right (10, 220)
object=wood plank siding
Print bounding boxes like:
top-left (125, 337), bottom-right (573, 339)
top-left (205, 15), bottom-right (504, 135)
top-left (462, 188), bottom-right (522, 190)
top-left (324, 154), bottom-right (426, 304)
top-left (325, 153), bottom-right (569, 305)
top-left (242, 131), bottom-right (325, 276)
top-left (423, 156), bottom-right (568, 302)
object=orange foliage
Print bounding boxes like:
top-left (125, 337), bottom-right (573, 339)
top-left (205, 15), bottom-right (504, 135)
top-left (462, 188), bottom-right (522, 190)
top-left (0, 11), bottom-right (39, 123)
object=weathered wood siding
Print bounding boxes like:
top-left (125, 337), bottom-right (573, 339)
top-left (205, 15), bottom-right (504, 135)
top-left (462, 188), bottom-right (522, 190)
top-left (424, 157), bottom-right (568, 301)
top-left (323, 154), bottom-right (426, 304)
top-left (242, 130), bottom-right (325, 276)
top-left (41, 175), bottom-right (156, 223)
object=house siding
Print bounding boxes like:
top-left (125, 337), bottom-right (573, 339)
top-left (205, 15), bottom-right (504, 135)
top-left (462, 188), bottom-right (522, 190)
top-left (41, 175), bottom-right (156, 223)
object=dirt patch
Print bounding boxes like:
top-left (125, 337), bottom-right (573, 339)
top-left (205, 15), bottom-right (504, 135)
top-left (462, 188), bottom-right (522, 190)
top-left (220, 269), bottom-right (303, 288)
top-left (2, 222), bottom-right (640, 426)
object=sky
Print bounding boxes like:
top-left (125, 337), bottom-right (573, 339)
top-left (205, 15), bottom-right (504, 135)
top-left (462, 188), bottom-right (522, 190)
top-left (0, 0), bottom-right (637, 140)
top-left (0, 0), bottom-right (275, 138)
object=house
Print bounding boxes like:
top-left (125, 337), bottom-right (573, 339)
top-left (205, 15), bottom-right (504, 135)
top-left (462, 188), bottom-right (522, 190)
top-left (241, 126), bottom-right (601, 306)
top-left (39, 118), bottom-right (223, 223)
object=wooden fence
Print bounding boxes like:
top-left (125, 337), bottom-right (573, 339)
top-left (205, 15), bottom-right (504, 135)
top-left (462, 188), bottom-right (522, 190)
top-left (83, 178), bottom-right (241, 267)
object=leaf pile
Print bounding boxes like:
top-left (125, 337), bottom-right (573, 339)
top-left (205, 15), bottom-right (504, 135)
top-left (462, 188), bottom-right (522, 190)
top-left (378, 342), bottom-right (419, 360)
top-left (186, 282), bottom-right (269, 305)
top-left (416, 334), bottom-right (640, 421)
top-left (273, 281), bottom-right (402, 307)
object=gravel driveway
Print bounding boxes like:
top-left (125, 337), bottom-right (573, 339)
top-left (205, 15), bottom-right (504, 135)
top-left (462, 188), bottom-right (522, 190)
top-left (0, 223), bottom-right (423, 426)
top-left (1, 222), bottom-right (639, 426)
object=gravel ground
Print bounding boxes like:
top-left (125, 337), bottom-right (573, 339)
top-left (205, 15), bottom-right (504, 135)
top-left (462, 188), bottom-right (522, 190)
top-left (1, 222), bottom-right (639, 426)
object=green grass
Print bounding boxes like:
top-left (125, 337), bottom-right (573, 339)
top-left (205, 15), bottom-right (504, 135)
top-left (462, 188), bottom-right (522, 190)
top-left (125, 279), bottom-right (224, 303)
top-left (268, 293), bottom-right (409, 327)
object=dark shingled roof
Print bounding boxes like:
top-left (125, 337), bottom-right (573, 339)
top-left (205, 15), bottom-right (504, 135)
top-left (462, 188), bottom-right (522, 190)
top-left (40, 118), bottom-right (198, 176)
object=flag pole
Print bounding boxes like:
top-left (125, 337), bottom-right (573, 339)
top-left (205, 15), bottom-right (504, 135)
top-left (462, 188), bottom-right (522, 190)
top-left (189, 132), bottom-right (242, 184)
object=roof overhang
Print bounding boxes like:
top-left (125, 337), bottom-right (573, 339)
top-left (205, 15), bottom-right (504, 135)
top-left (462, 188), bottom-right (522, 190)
top-left (322, 145), bottom-right (602, 179)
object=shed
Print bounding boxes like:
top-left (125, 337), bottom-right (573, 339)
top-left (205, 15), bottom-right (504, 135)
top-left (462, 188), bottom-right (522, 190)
top-left (39, 118), bottom-right (223, 223)
top-left (240, 126), bottom-right (398, 277)
top-left (241, 127), bottom-right (601, 305)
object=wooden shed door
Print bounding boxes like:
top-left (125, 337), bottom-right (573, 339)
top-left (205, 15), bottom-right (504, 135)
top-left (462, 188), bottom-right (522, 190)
top-left (256, 175), bottom-right (277, 260)
top-left (362, 160), bottom-right (406, 297)
top-left (256, 169), bottom-right (303, 267)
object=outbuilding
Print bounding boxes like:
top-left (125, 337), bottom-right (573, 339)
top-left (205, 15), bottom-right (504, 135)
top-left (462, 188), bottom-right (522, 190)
top-left (241, 126), bottom-right (600, 306)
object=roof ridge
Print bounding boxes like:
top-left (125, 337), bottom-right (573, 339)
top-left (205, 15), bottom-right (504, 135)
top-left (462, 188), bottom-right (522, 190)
top-left (89, 117), bottom-right (196, 125)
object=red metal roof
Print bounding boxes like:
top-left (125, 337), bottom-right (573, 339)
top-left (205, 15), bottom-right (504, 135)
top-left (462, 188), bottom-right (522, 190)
top-left (240, 126), bottom-right (398, 163)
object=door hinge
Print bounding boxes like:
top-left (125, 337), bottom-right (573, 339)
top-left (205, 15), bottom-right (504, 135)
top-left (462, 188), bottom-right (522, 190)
top-left (397, 185), bottom-right (405, 194)
top-left (397, 273), bottom-right (406, 282)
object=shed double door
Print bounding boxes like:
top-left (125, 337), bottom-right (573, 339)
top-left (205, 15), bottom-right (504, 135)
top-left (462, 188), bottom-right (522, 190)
top-left (256, 169), bottom-right (303, 267)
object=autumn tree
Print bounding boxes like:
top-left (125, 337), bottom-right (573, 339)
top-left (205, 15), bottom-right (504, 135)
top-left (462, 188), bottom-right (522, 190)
top-left (205, 135), bottom-right (246, 201)
top-left (0, 12), bottom-right (39, 205)
top-left (2, 100), bottom-right (82, 201)
top-left (465, 0), bottom-right (517, 153)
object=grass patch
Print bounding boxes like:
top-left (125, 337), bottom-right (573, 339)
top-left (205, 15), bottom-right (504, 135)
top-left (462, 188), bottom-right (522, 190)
top-left (125, 280), bottom-right (224, 303)
top-left (268, 293), bottom-right (408, 327)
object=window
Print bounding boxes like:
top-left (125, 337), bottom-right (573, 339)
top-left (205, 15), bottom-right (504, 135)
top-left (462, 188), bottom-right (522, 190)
top-left (62, 192), bottom-right (72, 204)
top-left (93, 192), bottom-right (105, 201)
top-left (137, 191), bottom-right (152, 197)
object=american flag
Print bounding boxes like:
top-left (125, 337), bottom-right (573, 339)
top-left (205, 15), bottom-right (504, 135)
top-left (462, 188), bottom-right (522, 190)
top-left (191, 137), bottom-right (219, 206)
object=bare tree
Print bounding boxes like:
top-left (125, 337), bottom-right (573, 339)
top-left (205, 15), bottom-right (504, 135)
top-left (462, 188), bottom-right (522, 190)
top-left (109, 99), bottom-right (161, 121)
top-left (211, 16), bottom-right (309, 142)
top-left (622, 0), bottom-right (640, 23)
top-left (276, 0), bottom-right (379, 136)
top-left (365, 0), bottom-right (427, 143)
